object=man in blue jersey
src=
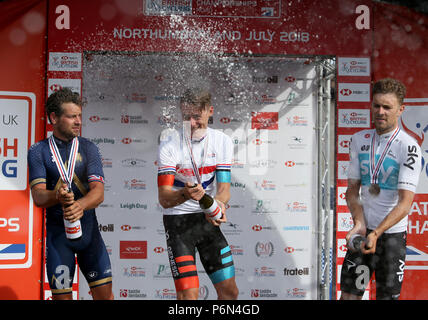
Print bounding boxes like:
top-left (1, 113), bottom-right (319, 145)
top-left (340, 78), bottom-right (422, 300)
top-left (28, 88), bottom-right (113, 300)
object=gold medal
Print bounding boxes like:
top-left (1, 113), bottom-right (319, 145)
top-left (369, 183), bottom-right (380, 196)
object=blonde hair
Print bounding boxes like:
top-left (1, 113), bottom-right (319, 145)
top-left (180, 88), bottom-right (211, 110)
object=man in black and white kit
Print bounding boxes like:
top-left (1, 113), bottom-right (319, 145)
top-left (340, 78), bottom-right (422, 300)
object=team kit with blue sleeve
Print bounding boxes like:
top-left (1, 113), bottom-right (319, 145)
top-left (341, 128), bottom-right (422, 298)
top-left (28, 135), bottom-right (112, 296)
top-left (157, 127), bottom-right (235, 292)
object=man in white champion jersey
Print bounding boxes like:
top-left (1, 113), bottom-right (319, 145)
top-left (340, 78), bottom-right (422, 300)
top-left (157, 87), bottom-right (239, 300)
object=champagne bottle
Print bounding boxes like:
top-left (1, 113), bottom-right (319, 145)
top-left (348, 234), bottom-right (366, 252)
top-left (63, 189), bottom-right (82, 240)
top-left (199, 193), bottom-right (222, 221)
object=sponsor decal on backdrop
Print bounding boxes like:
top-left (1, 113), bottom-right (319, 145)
top-left (123, 266), bottom-right (146, 278)
top-left (99, 224), bottom-right (114, 232)
top-left (338, 57), bottom-right (370, 76)
top-left (337, 161), bottom-right (349, 180)
top-left (338, 109), bottom-right (370, 128)
top-left (251, 198), bottom-right (279, 214)
top-left (287, 136), bottom-right (308, 149)
top-left (337, 238), bottom-right (348, 258)
top-left (283, 266), bottom-right (310, 276)
top-left (155, 288), bottom-right (176, 300)
top-left (283, 225), bottom-right (310, 231)
top-left (254, 179), bottom-right (276, 191)
top-left (337, 212), bottom-right (353, 232)
top-left (285, 115), bottom-right (308, 127)
top-left (89, 137), bottom-right (115, 145)
top-left (153, 264), bottom-right (173, 278)
top-left (286, 288), bottom-right (307, 298)
top-left (285, 201), bottom-right (308, 213)
top-left (255, 241), bottom-right (274, 258)
top-left (338, 83), bottom-right (370, 102)
top-left (47, 79), bottom-right (81, 95)
top-left (48, 52), bottom-right (82, 72)
top-left (88, 115), bottom-right (114, 123)
top-left (254, 266), bottom-right (276, 277)
top-left (337, 186), bottom-right (347, 206)
top-left (144, 0), bottom-right (281, 18)
top-left (119, 241), bottom-right (147, 259)
top-left (230, 245), bottom-right (244, 256)
top-left (120, 288), bottom-right (147, 298)
top-left (250, 289), bottom-right (278, 298)
top-left (284, 246), bottom-right (308, 254)
top-left (338, 135), bottom-right (352, 154)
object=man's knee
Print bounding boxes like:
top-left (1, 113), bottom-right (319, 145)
top-left (215, 279), bottom-right (239, 300)
top-left (91, 283), bottom-right (114, 300)
top-left (177, 288), bottom-right (199, 300)
top-left (221, 285), bottom-right (239, 300)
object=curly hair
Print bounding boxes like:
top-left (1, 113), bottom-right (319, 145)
top-left (372, 78), bottom-right (406, 105)
top-left (46, 88), bottom-right (82, 124)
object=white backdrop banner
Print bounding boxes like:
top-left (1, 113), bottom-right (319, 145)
top-left (80, 53), bottom-right (319, 300)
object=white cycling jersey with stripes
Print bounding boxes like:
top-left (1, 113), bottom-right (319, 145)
top-left (158, 127), bottom-right (233, 215)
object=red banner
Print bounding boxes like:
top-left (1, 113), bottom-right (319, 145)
top-left (373, 3), bottom-right (428, 300)
top-left (47, 0), bottom-right (372, 55)
top-left (0, 0), bottom-right (46, 299)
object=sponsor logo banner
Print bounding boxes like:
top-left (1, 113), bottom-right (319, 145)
top-left (120, 241), bottom-right (147, 259)
top-left (48, 52), bottom-right (82, 72)
top-left (338, 109), bottom-right (370, 128)
top-left (338, 83), bottom-right (370, 102)
top-left (338, 57), bottom-right (370, 77)
top-left (0, 92), bottom-right (35, 269)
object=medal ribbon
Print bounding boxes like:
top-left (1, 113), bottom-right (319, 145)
top-left (183, 125), bottom-right (208, 186)
top-left (369, 127), bottom-right (400, 184)
top-left (49, 136), bottom-right (79, 190)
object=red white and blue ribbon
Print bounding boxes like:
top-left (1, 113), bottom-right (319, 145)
top-left (49, 136), bottom-right (79, 190)
top-left (369, 127), bottom-right (400, 184)
top-left (183, 124), bottom-right (208, 186)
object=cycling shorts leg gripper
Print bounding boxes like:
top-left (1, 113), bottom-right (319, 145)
top-left (173, 255), bottom-right (199, 292)
top-left (208, 246), bottom-right (235, 284)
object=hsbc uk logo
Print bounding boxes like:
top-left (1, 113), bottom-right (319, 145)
top-left (251, 224), bottom-right (275, 231)
top-left (340, 88), bottom-right (352, 96)
top-left (284, 160), bottom-right (309, 167)
top-left (120, 224), bottom-right (145, 231)
top-left (338, 83), bottom-right (370, 102)
top-left (121, 137), bottom-right (146, 144)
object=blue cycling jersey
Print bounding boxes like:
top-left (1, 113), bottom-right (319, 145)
top-left (28, 135), bottom-right (111, 295)
top-left (28, 135), bottom-right (105, 225)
